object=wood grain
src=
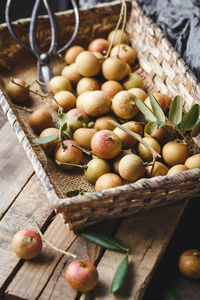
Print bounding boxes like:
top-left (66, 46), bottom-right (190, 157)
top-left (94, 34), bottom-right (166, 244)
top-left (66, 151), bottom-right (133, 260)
top-left (0, 174), bottom-right (53, 295)
top-left (5, 215), bottom-right (76, 300)
top-left (92, 200), bottom-right (188, 300)
top-left (0, 121), bottom-right (33, 218)
top-left (38, 220), bottom-right (119, 300)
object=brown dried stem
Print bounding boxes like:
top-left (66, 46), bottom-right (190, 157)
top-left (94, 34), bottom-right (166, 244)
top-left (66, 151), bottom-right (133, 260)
top-left (13, 104), bottom-right (32, 113)
top-left (36, 222), bottom-right (77, 259)
top-left (109, 120), bottom-right (161, 161)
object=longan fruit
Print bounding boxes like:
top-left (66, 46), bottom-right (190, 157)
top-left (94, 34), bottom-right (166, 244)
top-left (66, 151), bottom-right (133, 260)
top-left (184, 153), bottom-right (200, 169)
top-left (29, 109), bottom-right (53, 134)
top-left (52, 91), bottom-right (76, 112)
top-left (95, 173), bottom-right (123, 191)
top-left (138, 137), bottom-right (161, 162)
top-left (168, 164), bottom-right (189, 175)
top-left (146, 161), bottom-right (168, 177)
top-left (39, 127), bottom-right (59, 156)
top-left (64, 45), bottom-right (85, 64)
top-left (162, 141), bottom-right (189, 166)
top-left (119, 154), bottom-right (145, 182)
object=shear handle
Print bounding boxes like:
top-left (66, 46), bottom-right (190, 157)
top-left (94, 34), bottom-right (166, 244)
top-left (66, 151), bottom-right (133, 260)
top-left (29, 0), bottom-right (58, 58)
top-left (5, 0), bottom-right (31, 53)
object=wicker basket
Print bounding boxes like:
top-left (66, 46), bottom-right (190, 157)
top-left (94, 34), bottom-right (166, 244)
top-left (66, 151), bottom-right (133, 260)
top-left (1, 0), bottom-right (200, 232)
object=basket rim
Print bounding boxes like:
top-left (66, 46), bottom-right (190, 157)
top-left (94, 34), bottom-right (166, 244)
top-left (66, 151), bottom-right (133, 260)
top-left (0, 0), bottom-right (200, 214)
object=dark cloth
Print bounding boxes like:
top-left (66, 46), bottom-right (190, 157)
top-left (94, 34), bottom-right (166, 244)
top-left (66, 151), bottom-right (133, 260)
top-left (137, 0), bottom-right (200, 80)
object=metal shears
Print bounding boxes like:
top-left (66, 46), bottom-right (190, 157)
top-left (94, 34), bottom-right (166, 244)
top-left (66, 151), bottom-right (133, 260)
top-left (5, 0), bottom-right (79, 88)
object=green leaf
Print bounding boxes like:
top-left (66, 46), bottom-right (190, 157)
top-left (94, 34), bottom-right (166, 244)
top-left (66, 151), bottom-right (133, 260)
top-left (149, 93), bottom-right (165, 123)
top-left (144, 122), bottom-right (158, 136)
top-left (82, 231), bottom-right (128, 253)
top-left (66, 189), bottom-right (87, 197)
top-left (163, 288), bottom-right (180, 300)
top-left (136, 98), bottom-right (158, 123)
top-left (111, 254), bottom-right (129, 293)
top-left (169, 96), bottom-right (183, 126)
top-left (191, 119), bottom-right (200, 137)
top-left (58, 112), bottom-right (68, 128)
top-left (180, 104), bottom-right (200, 131)
top-left (33, 133), bottom-right (59, 144)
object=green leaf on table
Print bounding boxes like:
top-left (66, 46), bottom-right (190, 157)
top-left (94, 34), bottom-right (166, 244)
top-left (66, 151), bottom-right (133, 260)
top-left (144, 121), bottom-right (158, 136)
top-left (149, 93), bottom-right (165, 123)
top-left (180, 104), bottom-right (200, 131)
top-left (163, 288), bottom-right (180, 300)
top-left (33, 133), bottom-right (59, 144)
top-left (82, 231), bottom-right (128, 253)
top-left (191, 119), bottom-right (200, 137)
top-left (169, 96), bottom-right (183, 125)
top-left (136, 98), bottom-right (158, 123)
top-left (111, 254), bottom-right (129, 293)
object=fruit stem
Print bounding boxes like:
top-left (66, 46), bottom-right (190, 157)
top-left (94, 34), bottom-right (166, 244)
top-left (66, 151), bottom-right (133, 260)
top-left (11, 78), bottom-right (48, 99)
top-left (117, 0), bottom-right (127, 58)
top-left (55, 160), bottom-right (87, 169)
top-left (109, 120), bottom-right (161, 159)
top-left (35, 80), bottom-right (63, 112)
top-left (104, 0), bottom-right (125, 59)
top-left (71, 144), bottom-right (92, 156)
top-left (35, 222), bottom-right (78, 259)
top-left (13, 104), bottom-right (32, 113)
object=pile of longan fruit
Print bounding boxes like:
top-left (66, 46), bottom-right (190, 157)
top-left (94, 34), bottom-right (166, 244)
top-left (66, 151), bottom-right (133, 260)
top-left (6, 29), bottom-right (200, 193)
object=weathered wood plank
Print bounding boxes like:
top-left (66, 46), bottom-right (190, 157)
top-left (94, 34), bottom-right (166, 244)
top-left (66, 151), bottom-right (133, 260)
top-left (0, 174), bottom-right (54, 296)
top-left (91, 200), bottom-right (188, 300)
top-left (38, 220), bottom-right (119, 300)
top-left (5, 214), bottom-right (76, 300)
top-left (0, 121), bottom-right (33, 218)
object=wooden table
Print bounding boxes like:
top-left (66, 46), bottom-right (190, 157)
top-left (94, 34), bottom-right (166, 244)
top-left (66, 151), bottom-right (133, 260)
top-left (0, 108), bottom-right (188, 300)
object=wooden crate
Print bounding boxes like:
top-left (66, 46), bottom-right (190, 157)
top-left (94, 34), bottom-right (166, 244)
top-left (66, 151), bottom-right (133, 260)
top-left (0, 0), bottom-right (200, 232)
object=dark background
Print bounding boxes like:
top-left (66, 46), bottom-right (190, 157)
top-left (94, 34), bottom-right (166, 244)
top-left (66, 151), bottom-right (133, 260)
top-left (1, 1), bottom-right (200, 299)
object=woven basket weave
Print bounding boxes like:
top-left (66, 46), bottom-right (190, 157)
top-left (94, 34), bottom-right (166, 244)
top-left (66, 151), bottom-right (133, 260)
top-left (0, 0), bottom-right (200, 232)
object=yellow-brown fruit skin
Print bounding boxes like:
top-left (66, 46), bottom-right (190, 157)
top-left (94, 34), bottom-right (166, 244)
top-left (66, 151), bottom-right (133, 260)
top-left (84, 157), bottom-right (111, 184)
top-left (84, 91), bottom-right (111, 117)
top-left (108, 29), bottom-right (130, 46)
top-left (102, 57), bottom-right (128, 81)
top-left (128, 88), bottom-right (147, 101)
top-left (48, 76), bottom-right (72, 95)
top-left (94, 114), bottom-right (117, 131)
top-left (61, 64), bottom-right (82, 86)
top-left (138, 137), bottom-right (161, 162)
top-left (64, 45), bottom-right (85, 64)
top-left (29, 109), bottom-right (53, 134)
top-left (75, 51), bottom-right (100, 77)
top-left (178, 250), bottom-right (200, 279)
top-left (7, 78), bottom-right (29, 103)
top-left (144, 93), bottom-right (172, 112)
top-left (162, 141), bottom-right (189, 166)
top-left (113, 121), bottom-right (143, 148)
top-left (76, 77), bottom-right (100, 95)
top-left (146, 161), bottom-right (168, 177)
top-left (110, 44), bottom-right (136, 65)
top-left (167, 164), bottom-right (189, 175)
top-left (52, 91), bottom-right (76, 113)
top-left (184, 153), bottom-right (200, 169)
top-left (39, 128), bottom-right (59, 156)
top-left (95, 173), bottom-right (123, 191)
top-left (123, 73), bottom-right (144, 90)
top-left (119, 154), bottom-right (145, 182)
top-left (113, 150), bottom-right (133, 174)
top-left (112, 91), bottom-right (139, 119)
top-left (73, 128), bottom-right (97, 150)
